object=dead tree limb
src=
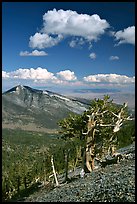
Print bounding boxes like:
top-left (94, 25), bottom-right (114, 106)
top-left (51, 155), bottom-right (59, 186)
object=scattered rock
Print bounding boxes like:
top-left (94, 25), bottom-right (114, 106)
top-left (24, 143), bottom-right (135, 202)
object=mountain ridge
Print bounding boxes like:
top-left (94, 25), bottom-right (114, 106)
top-left (2, 85), bottom-right (88, 132)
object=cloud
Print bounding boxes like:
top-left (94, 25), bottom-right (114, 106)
top-left (69, 40), bottom-right (76, 48)
top-left (89, 52), bottom-right (96, 59)
top-left (2, 71), bottom-right (9, 78)
top-left (2, 68), bottom-right (56, 81)
top-left (69, 37), bottom-right (85, 48)
top-left (56, 70), bottom-right (77, 81)
top-left (20, 50), bottom-right (48, 56)
top-left (88, 43), bottom-right (93, 50)
top-left (3, 69), bottom-right (135, 88)
top-left (29, 9), bottom-right (110, 49)
top-left (29, 33), bottom-right (63, 49)
top-left (83, 74), bottom-right (135, 84)
top-left (2, 68), bottom-right (77, 84)
top-left (112, 26), bottom-right (135, 46)
top-left (109, 56), bottom-right (119, 61)
top-left (42, 9), bottom-right (109, 40)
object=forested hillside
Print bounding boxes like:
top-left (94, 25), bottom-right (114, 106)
top-left (2, 96), bottom-right (135, 202)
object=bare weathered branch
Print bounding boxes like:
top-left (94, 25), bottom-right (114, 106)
top-left (51, 155), bottom-right (59, 186)
top-left (98, 124), bottom-right (114, 127)
top-left (126, 116), bottom-right (134, 121)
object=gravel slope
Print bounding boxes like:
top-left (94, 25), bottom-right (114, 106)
top-left (24, 143), bottom-right (135, 202)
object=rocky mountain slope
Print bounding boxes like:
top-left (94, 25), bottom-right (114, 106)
top-left (2, 85), bottom-right (88, 131)
top-left (22, 143), bottom-right (135, 202)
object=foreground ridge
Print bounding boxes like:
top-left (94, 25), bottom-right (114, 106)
top-left (23, 143), bottom-right (135, 202)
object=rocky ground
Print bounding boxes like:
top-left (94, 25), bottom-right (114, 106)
top-left (22, 143), bottom-right (135, 202)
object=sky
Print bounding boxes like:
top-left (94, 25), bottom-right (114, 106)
top-left (2, 2), bottom-right (135, 96)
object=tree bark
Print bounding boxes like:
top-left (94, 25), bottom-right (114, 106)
top-left (84, 127), bottom-right (96, 172)
top-left (85, 143), bottom-right (95, 172)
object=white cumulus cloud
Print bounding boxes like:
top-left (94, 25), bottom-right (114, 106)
top-left (2, 68), bottom-right (77, 84)
top-left (2, 68), bottom-right (56, 81)
top-left (89, 52), bottom-right (96, 59)
top-left (29, 33), bottom-right (63, 49)
top-left (109, 56), bottom-right (119, 60)
top-left (29, 9), bottom-right (110, 49)
top-left (3, 68), bottom-right (135, 88)
top-left (2, 71), bottom-right (9, 78)
top-left (56, 70), bottom-right (77, 81)
top-left (20, 50), bottom-right (48, 56)
top-left (112, 26), bottom-right (135, 46)
top-left (83, 74), bottom-right (135, 84)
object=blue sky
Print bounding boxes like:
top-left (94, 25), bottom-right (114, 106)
top-left (2, 2), bottom-right (135, 94)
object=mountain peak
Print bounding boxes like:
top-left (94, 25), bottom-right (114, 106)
top-left (3, 85), bottom-right (25, 94)
top-left (3, 85), bottom-right (43, 95)
top-left (16, 84), bottom-right (25, 90)
top-left (17, 84), bottom-right (24, 88)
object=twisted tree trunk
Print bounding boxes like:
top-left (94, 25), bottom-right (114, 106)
top-left (85, 137), bottom-right (95, 172)
top-left (82, 115), bottom-right (96, 173)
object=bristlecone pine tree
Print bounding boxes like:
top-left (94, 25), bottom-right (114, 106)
top-left (58, 95), bottom-right (132, 173)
